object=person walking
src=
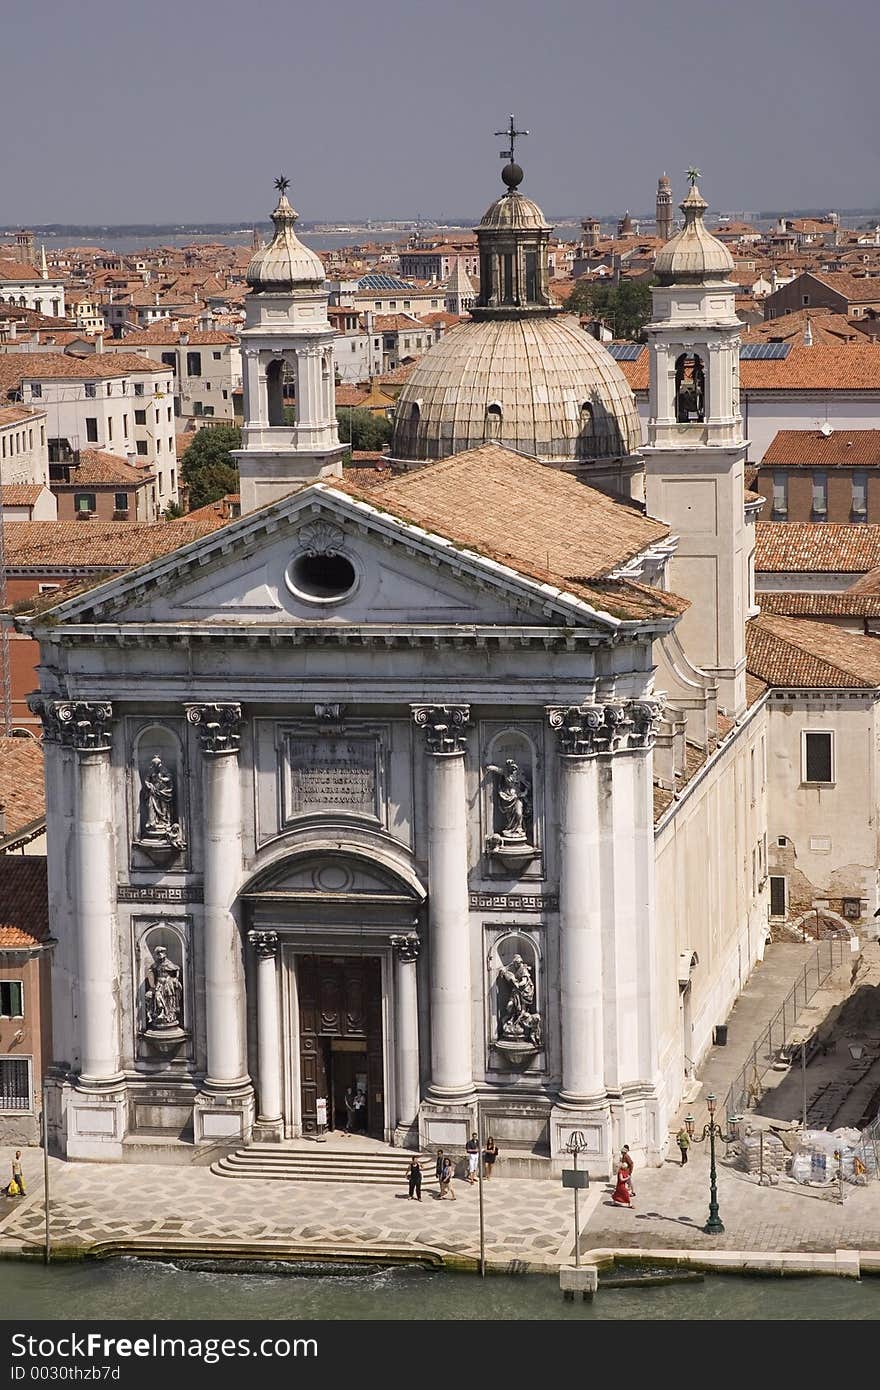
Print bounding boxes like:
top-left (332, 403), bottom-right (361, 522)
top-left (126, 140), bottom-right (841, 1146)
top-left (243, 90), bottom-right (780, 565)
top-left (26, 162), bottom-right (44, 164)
top-left (676, 1127), bottom-right (690, 1166)
top-left (620, 1144), bottom-right (635, 1196)
top-left (9, 1151), bottom-right (25, 1197)
top-left (407, 1156), bottom-right (423, 1201)
top-left (343, 1086), bottom-right (357, 1134)
top-left (435, 1148), bottom-right (445, 1189)
top-left (465, 1132), bottom-right (480, 1184)
top-left (483, 1136), bottom-right (499, 1180)
top-left (440, 1153), bottom-right (456, 1199)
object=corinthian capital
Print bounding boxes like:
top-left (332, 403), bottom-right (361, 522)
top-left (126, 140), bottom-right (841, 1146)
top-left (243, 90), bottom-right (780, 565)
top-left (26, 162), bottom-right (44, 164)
top-left (185, 703), bottom-right (243, 756)
top-left (29, 697), bottom-right (113, 752)
top-left (248, 930), bottom-right (279, 958)
top-left (411, 705), bottom-right (469, 755)
top-left (628, 699), bottom-right (663, 748)
top-left (390, 932), bottom-right (421, 963)
top-left (546, 704), bottom-right (604, 756)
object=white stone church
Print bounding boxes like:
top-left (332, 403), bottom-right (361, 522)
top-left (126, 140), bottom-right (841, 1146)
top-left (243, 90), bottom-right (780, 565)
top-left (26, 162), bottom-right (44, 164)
top-left (26, 160), bottom-right (787, 1173)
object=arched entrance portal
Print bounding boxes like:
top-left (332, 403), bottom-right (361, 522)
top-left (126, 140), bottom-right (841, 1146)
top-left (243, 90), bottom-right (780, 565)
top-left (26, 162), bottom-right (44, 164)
top-left (241, 845), bottom-right (425, 1145)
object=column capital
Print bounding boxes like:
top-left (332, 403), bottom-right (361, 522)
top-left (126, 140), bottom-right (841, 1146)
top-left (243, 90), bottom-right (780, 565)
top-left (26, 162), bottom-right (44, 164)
top-left (29, 697), bottom-right (113, 753)
top-left (390, 932), bottom-right (421, 963)
top-left (248, 930), bottom-right (279, 959)
top-left (186, 703), bottom-right (242, 756)
top-left (412, 704), bottom-right (470, 755)
top-left (628, 699), bottom-right (663, 749)
top-left (546, 704), bottom-right (604, 756)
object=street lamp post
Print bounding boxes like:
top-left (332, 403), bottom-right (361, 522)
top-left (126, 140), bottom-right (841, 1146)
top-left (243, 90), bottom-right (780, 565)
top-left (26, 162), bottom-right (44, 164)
top-left (685, 1093), bottom-right (733, 1236)
top-left (561, 1131), bottom-right (590, 1267)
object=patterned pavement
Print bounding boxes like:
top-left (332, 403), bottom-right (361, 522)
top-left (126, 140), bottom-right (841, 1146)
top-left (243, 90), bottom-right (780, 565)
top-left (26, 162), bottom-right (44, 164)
top-left (2, 1140), bottom-right (880, 1269)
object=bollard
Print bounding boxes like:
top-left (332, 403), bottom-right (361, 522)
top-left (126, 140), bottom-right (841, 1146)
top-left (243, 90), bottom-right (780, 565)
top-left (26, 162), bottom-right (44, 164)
top-left (559, 1264), bottom-right (598, 1301)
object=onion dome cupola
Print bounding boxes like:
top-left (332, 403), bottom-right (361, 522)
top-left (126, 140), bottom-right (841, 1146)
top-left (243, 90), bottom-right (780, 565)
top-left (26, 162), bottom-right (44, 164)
top-left (654, 177), bottom-right (734, 285)
top-left (246, 176), bottom-right (326, 292)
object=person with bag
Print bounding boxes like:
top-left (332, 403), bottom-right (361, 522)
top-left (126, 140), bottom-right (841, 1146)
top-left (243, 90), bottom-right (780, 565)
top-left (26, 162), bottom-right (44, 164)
top-left (9, 1151), bottom-right (25, 1197)
top-left (676, 1127), bottom-right (690, 1166)
top-left (406, 1156), bottom-right (423, 1201)
top-left (439, 1152), bottom-right (456, 1199)
top-left (483, 1135), bottom-right (499, 1180)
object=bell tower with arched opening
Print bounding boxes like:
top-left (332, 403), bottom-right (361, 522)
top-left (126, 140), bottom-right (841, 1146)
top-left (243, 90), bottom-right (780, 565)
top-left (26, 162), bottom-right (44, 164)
top-left (642, 176), bottom-right (749, 717)
top-left (235, 179), bottom-right (344, 514)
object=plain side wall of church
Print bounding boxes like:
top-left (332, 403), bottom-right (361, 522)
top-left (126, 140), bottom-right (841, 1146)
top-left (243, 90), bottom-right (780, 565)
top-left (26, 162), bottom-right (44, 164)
top-left (654, 703), bottom-right (769, 1123)
top-left (765, 693), bottom-right (880, 922)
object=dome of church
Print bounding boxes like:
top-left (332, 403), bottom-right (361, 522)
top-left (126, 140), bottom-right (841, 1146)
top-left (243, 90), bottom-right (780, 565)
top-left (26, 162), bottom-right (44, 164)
top-left (479, 188), bottom-right (549, 232)
top-left (654, 182), bottom-right (734, 285)
top-left (246, 183), bottom-right (325, 292)
top-left (391, 314), bottom-right (642, 463)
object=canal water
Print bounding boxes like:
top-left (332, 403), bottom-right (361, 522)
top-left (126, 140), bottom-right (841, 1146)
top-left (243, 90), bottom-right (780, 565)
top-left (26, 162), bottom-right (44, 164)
top-left (1, 1258), bottom-right (878, 1320)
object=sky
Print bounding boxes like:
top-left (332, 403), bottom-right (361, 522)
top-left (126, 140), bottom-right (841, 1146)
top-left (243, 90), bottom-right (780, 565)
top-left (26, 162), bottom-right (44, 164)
top-left (3, 0), bottom-right (879, 225)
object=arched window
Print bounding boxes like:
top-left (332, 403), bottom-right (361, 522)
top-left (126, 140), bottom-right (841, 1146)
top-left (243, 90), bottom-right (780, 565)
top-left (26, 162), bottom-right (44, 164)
top-left (266, 358), bottom-right (285, 426)
top-left (674, 352), bottom-right (705, 423)
top-left (485, 401), bottom-right (503, 440)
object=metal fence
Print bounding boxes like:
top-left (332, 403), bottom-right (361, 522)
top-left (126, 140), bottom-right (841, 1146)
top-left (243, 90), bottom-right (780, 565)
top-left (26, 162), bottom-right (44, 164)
top-left (724, 937), bottom-right (849, 1123)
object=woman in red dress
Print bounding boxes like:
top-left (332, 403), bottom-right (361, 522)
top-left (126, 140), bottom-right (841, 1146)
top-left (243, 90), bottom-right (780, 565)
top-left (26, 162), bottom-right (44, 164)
top-left (611, 1165), bottom-right (633, 1206)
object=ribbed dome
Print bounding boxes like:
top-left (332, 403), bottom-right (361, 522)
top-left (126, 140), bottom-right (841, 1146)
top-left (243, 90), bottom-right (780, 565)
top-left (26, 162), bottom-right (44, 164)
top-left (654, 183), bottom-right (734, 285)
top-left (246, 189), bottom-right (325, 292)
top-left (479, 189), bottom-right (549, 232)
top-left (391, 315), bottom-right (642, 464)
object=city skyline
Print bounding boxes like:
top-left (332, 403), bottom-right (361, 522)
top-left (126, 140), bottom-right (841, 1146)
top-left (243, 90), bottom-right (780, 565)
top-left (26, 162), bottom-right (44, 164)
top-left (2, 0), bottom-right (877, 224)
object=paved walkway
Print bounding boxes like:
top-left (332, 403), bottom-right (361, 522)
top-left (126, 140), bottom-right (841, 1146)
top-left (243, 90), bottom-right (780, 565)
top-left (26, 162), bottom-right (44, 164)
top-left (0, 942), bottom-right (876, 1273)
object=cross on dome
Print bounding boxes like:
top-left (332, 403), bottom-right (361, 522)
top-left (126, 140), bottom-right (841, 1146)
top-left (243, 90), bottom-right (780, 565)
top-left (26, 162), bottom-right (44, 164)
top-left (495, 114), bottom-right (529, 164)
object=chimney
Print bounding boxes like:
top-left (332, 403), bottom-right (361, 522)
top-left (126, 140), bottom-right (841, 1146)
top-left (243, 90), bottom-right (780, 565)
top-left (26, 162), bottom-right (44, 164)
top-left (95, 332), bottom-right (104, 354)
top-left (803, 318), bottom-right (813, 347)
top-left (179, 332), bottom-right (189, 346)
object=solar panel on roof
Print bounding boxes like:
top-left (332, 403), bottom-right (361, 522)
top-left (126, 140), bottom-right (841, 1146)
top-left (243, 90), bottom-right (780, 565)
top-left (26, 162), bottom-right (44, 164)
top-left (607, 343), bottom-right (645, 361)
top-left (739, 342), bottom-right (792, 360)
top-left (357, 273), bottom-right (416, 291)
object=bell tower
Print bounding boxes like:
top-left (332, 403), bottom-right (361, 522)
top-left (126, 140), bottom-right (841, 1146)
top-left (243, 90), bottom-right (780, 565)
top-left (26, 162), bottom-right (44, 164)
top-left (643, 175), bottom-right (749, 717)
top-left (234, 178), bottom-right (344, 515)
top-left (656, 173), bottom-right (673, 242)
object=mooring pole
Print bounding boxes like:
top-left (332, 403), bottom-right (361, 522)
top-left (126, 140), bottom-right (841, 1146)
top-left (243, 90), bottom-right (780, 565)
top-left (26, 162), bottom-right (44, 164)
top-left (477, 1104), bottom-right (486, 1279)
top-left (41, 1081), bottom-right (50, 1265)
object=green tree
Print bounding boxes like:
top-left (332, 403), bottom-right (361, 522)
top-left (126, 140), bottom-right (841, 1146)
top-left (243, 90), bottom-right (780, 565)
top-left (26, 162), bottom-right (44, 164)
top-left (180, 425), bottom-right (241, 511)
top-left (565, 277), bottom-right (654, 341)
top-left (336, 408), bottom-right (392, 452)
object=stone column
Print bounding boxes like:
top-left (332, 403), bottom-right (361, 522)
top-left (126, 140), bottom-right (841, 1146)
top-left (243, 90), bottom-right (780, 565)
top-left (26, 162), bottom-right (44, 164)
top-left (31, 698), bottom-right (125, 1158)
top-left (249, 931), bottom-right (282, 1138)
top-left (390, 932), bottom-right (421, 1139)
top-left (547, 705), bottom-right (606, 1103)
top-left (186, 704), bottom-right (250, 1108)
top-left (412, 705), bottom-right (474, 1103)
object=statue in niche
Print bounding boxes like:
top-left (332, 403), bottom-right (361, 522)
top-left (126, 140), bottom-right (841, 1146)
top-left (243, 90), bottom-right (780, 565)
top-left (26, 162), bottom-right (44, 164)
top-left (497, 953), bottom-right (542, 1049)
top-left (144, 946), bottom-right (183, 1031)
top-left (139, 755), bottom-right (184, 849)
top-left (485, 759), bottom-right (531, 844)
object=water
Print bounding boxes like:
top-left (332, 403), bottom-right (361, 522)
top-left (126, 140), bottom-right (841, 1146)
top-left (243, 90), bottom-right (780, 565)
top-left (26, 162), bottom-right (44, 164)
top-left (1, 1258), bottom-right (878, 1321)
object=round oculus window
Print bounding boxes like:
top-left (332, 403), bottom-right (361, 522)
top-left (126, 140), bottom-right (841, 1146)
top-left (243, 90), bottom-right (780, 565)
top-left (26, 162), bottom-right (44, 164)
top-left (286, 549), bottom-right (358, 604)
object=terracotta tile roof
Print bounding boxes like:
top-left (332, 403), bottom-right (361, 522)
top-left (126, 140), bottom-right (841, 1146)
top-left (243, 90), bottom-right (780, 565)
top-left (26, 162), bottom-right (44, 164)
top-left (333, 443), bottom-right (685, 623)
top-left (746, 672), bottom-right (768, 706)
top-left (0, 406), bottom-right (42, 427)
top-left (847, 566), bottom-right (880, 594)
top-left (109, 327), bottom-right (235, 346)
top-left (0, 259), bottom-right (42, 282)
top-left (742, 309), bottom-right (861, 344)
top-left (810, 272), bottom-right (880, 303)
top-left (335, 386), bottom-right (369, 408)
top-left (1, 485), bottom-right (45, 506)
top-left (618, 339), bottom-right (880, 394)
top-left (185, 494), bottom-right (240, 524)
top-left (759, 590), bottom-right (880, 617)
top-left (0, 736), bottom-right (45, 838)
top-left (746, 613), bottom-right (880, 687)
top-left (375, 361), bottom-right (418, 386)
top-left (10, 352), bottom-right (166, 383)
top-left (0, 856), bottom-right (49, 945)
top-left (62, 450), bottom-right (153, 487)
top-left (755, 522), bottom-right (880, 573)
top-left (4, 517), bottom-right (224, 570)
top-left (761, 429), bottom-right (880, 467)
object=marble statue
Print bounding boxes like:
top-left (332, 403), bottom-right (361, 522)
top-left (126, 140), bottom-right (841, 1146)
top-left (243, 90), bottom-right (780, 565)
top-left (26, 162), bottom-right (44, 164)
top-left (497, 953), bottom-right (542, 1048)
top-left (145, 946), bottom-right (183, 1030)
top-left (139, 756), bottom-right (184, 849)
top-left (486, 759), bottom-right (531, 843)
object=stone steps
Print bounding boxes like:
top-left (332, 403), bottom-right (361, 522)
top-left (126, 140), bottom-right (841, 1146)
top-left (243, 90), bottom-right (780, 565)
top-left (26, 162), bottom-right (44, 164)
top-left (212, 1144), bottom-right (436, 1185)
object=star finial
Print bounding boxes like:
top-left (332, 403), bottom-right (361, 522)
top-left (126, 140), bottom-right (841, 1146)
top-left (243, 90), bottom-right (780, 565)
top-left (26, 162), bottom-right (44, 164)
top-left (686, 166), bottom-right (701, 187)
top-left (274, 175), bottom-right (290, 195)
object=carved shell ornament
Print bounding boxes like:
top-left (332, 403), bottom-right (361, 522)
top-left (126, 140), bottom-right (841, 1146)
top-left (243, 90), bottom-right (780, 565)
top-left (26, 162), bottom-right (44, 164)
top-left (297, 521), bottom-right (345, 556)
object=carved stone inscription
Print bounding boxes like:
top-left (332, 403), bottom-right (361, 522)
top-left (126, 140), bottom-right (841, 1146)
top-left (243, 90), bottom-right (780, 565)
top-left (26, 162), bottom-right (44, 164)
top-left (286, 736), bottom-right (378, 819)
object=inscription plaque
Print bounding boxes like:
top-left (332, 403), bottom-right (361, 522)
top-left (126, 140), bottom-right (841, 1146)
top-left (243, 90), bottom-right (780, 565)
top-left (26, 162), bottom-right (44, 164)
top-left (285, 736), bottom-right (378, 819)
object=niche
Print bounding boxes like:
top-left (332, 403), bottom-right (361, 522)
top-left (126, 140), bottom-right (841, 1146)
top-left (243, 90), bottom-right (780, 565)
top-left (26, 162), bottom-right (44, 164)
top-left (675, 352), bottom-right (705, 422)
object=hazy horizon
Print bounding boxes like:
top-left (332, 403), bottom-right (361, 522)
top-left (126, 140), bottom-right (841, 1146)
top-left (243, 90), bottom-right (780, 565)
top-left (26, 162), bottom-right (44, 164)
top-left (4, 0), bottom-right (878, 224)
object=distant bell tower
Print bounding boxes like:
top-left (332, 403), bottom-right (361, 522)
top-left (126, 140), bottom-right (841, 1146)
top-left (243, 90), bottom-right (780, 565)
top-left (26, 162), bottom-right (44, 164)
top-left (642, 173), bottom-right (750, 718)
top-left (234, 179), bottom-right (344, 515)
top-left (656, 173), bottom-right (673, 242)
top-left (581, 215), bottom-right (601, 249)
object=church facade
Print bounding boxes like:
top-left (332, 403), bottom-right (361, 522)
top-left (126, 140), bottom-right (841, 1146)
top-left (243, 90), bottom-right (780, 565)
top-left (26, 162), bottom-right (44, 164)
top-left (25, 164), bottom-right (772, 1174)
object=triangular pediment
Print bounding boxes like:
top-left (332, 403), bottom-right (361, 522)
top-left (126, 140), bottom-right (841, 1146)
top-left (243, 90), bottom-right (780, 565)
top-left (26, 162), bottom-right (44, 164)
top-left (32, 484), bottom-right (641, 633)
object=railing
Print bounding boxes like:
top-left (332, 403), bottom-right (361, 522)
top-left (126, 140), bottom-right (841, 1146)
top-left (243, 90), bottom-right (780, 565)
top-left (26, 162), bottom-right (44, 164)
top-left (725, 936), bottom-right (848, 1122)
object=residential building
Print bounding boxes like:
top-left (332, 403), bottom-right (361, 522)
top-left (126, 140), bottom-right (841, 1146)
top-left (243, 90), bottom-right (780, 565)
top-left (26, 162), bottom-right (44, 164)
top-left (764, 271), bottom-right (880, 321)
top-left (756, 429), bottom-right (880, 525)
top-left (0, 854), bottom-right (52, 1145)
top-left (0, 406), bottom-right (50, 489)
top-left (49, 449), bottom-right (156, 523)
top-left (105, 327), bottom-right (241, 425)
top-left (0, 258), bottom-right (65, 318)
